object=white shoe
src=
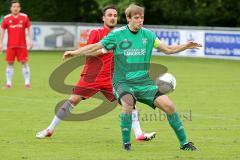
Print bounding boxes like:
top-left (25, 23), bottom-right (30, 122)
top-left (136, 132), bottom-right (156, 141)
top-left (36, 129), bottom-right (53, 139)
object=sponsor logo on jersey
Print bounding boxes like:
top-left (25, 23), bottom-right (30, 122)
top-left (9, 24), bottom-right (23, 28)
top-left (124, 48), bottom-right (146, 56)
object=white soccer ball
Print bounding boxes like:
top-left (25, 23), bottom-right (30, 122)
top-left (156, 73), bottom-right (176, 94)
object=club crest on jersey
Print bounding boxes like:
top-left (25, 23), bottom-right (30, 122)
top-left (142, 38), bottom-right (147, 44)
top-left (20, 20), bottom-right (23, 23)
top-left (120, 39), bottom-right (132, 50)
top-left (9, 20), bottom-right (12, 23)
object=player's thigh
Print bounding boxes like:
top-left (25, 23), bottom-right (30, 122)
top-left (113, 82), bottom-right (135, 113)
top-left (153, 95), bottom-right (176, 114)
top-left (134, 79), bottom-right (159, 109)
top-left (17, 48), bottom-right (28, 62)
top-left (6, 48), bottom-right (16, 63)
top-left (99, 78), bottom-right (115, 102)
top-left (101, 86), bottom-right (115, 102)
top-left (113, 82), bottom-right (135, 104)
top-left (73, 77), bottom-right (99, 99)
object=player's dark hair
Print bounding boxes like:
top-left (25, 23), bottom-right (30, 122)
top-left (102, 5), bottom-right (117, 16)
top-left (10, 0), bottom-right (20, 5)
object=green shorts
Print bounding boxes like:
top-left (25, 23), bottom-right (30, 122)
top-left (113, 78), bottom-right (163, 108)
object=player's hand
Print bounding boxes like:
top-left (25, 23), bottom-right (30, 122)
top-left (63, 51), bottom-right (74, 61)
top-left (186, 41), bottom-right (202, 49)
top-left (0, 43), bottom-right (3, 53)
top-left (28, 41), bottom-right (33, 50)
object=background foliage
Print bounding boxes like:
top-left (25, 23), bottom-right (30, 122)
top-left (0, 0), bottom-right (240, 27)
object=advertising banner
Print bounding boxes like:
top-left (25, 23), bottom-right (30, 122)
top-left (205, 32), bottom-right (240, 57)
top-left (31, 25), bottom-right (76, 50)
top-left (1, 22), bottom-right (239, 60)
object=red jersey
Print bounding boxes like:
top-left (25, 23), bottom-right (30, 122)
top-left (81, 26), bottom-right (114, 81)
top-left (1, 13), bottom-right (31, 48)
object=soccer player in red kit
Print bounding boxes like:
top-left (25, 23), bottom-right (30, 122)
top-left (36, 5), bottom-right (156, 141)
top-left (0, 0), bottom-right (33, 89)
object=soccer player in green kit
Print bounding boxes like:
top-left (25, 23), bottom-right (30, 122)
top-left (63, 4), bottom-right (202, 151)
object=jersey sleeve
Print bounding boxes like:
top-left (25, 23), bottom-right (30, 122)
top-left (87, 29), bottom-right (99, 45)
top-left (153, 37), bottom-right (162, 48)
top-left (1, 18), bottom-right (7, 29)
top-left (150, 31), bottom-right (163, 49)
top-left (100, 31), bottom-right (117, 51)
top-left (25, 15), bottom-right (31, 28)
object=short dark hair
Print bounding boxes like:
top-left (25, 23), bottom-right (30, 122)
top-left (102, 5), bottom-right (117, 16)
top-left (11, 0), bottom-right (20, 5)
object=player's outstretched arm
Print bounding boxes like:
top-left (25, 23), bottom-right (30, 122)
top-left (158, 41), bottom-right (202, 55)
top-left (27, 27), bottom-right (33, 50)
top-left (63, 42), bottom-right (104, 60)
top-left (0, 28), bottom-right (5, 52)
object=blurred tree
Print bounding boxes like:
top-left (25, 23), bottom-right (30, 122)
top-left (194, 0), bottom-right (240, 27)
top-left (142, 0), bottom-right (240, 27)
top-left (0, 0), bottom-right (239, 27)
top-left (0, 0), bottom-right (100, 22)
top-left (76, 0), bottom-right (101, 23)
top-left (96, 0), bottom-right (143, 23)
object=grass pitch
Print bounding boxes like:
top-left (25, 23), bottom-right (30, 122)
top-left (0, 52), bottom-right (239, 160)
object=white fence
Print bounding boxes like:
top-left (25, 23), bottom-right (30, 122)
top-left (2, 22), bottom-right (240, 60)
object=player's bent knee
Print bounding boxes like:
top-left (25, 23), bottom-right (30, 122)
top-left (120, 94), bottom-right (135, 107)
top-left (69, 95), bottom-right (83, 106)
top-left (8, 62), bottom-right (14, 66)
top-left (121, 105), bottom-right (133, 114)
top-left (120, 94), bottom-right (135, 114)
top-left (21, 62), bottom-right (27, 65)
top-left (22, 63), bottom-right (28, 67)
top-left (154, 95), bottom-right (176, 114)
top-left (164, 102), bottom-right (176, 114)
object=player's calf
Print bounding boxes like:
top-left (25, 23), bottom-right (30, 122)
top-left (21, 63), bottom-right (31, 87)
top-left (5, 65), bottom-right (14, 88)
top-left (154, 95), bottom-right (197, 150)
top-left (119, 94), bottom-right (135, 150)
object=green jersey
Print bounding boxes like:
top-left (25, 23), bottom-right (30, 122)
top-left (100, 25), bottom-right (161, 83)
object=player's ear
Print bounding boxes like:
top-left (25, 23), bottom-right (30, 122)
top-left (102, 16), bottom-right (105, 22)
top-left (126, 16), bottom-right (131, 23)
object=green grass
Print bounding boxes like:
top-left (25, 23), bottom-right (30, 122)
top-left (0, 52), bottom-right (240, 160)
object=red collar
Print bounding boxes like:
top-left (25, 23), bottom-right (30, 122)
top-left (103, 25), bottom-right (111, 32)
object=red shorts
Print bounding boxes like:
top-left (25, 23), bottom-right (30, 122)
top-left (73, 75), bottom-right (115, 102)
top-left (6, 48), bottom-right (28, 62)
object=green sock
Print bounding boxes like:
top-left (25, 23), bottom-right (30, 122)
top-left (167, 112), bottom-right (187, 146)
top-left (120, 113), bottom-right (132, 144)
